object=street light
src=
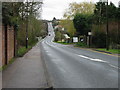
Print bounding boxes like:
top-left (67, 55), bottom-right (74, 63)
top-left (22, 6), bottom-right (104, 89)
top-left (26, 0), bottom-right (29, 49)
top-left (88, 32), bottom-right (92, 47)
top-left (62, 28), bottom-right (64, 31)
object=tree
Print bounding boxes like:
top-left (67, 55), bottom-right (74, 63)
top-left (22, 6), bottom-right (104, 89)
top-left (92, 31), bottom-right (106, 48)
top-left (2, 2), bottom-right (21, 25)
top-left (16, 1), bottom-right (44, 46)
top-left (2, 2), bottom-right (45, 47)
top-left (59, 20), bottom-right (76, 37)
top-left (93, 1), bottom-right (117, 24)
top-left (73, 14), bottom-right (93, 36)
top-left (92, 1), bottom-right (120, 48)
top-left (93, 2), bottom-right (106, 24)
top-left (63, 2), bottom-right (95, 19)
top-left (52, 17), bottom-right (59, 28)
top-left (108, 2), bottom-right (117, 19)
top-left (61, 2), bottom-right (95, 37)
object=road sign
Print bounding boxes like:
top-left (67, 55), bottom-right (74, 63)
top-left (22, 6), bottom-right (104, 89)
top-left (88, 32), bottom-right (92, 35)
top-left (73, 37), bottom-right (78, 42)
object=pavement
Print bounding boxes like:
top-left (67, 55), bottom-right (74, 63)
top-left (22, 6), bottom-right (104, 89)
top-left (2, 42), bottom-right (51, 89)
top-left (40, 22), bottom-right (119, 88)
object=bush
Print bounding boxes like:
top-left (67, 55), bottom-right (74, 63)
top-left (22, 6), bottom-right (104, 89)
top-left (54, 31), bottom-right (62, 42)
top-left (17, 46), bottom-right (29, 57)
top-left (73, 14), bottom-right (93, 36)
top-left (75, 42), bottom-right (88, 47)
top-left (92, 32), bottom-right (106, 48)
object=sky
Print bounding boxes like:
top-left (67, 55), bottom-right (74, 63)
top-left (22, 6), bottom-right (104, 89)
top-left (42, 0), bottom-right (119, 20)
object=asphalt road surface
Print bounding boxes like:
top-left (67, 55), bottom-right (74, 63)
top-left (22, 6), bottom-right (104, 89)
top-left (40, 22), bottom-right (119, 88)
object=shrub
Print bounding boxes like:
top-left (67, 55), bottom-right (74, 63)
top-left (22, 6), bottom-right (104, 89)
top-left (92, 32), bottom-right (106, 48)
top-left (76, 42), bottom-right (88, 47)
top-left (54, 31), bottom-right (62, 42)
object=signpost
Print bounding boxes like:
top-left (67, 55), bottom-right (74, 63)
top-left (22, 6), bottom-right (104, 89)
top-left (73, 37), bottom-right (78, 43)
top-left (88, 32), bottom-right (92, 47)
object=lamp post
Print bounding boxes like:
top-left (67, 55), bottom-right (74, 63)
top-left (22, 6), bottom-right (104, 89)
top-left (88, 32), bottom-right (92, 47)
top-left (26, 0), bottom-right (28, 49)
top-left (60, 28), bottom-right (64, 42)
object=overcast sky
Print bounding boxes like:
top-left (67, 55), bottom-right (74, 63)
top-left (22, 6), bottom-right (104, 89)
top-left (42, 0), bottom-right (119, 20)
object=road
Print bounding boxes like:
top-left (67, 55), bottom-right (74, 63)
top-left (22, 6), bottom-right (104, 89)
top-left (40, 22), bottom-right (119, 88)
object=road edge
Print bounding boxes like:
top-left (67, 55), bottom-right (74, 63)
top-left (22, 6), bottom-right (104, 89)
top-left (39, 40), bottom-right (53, 89)
top-left (74, 46), bottom-right (119, 57)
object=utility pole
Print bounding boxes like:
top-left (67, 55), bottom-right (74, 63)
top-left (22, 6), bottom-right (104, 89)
top-left (99, 2), bottom-right (102, 30)
top-left (101, 0), bottom-right (109, 50)
top-left (26, 0), bottom-right (28, 48)
top-left (106, 0), bottom-right (109, 50)
top-left (118, 2), bottom-right (120, 46)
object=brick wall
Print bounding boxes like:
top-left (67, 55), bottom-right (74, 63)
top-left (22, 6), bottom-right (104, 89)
top-left (2, 26), bottom-right (5, 65)
top-left (7, 26), bottom-right (14, 63)
top-left (0, 25), bottom-right (15, 66)
top-left (0, 26), bottom-right (2, 67)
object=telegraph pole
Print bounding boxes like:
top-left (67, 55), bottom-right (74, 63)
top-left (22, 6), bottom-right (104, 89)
top-left (101, 0), bottom-right (109, 50)
top-left (106, 0), bottom-right (109, 50)
top-left (118, 2), bottom-right (120, 47)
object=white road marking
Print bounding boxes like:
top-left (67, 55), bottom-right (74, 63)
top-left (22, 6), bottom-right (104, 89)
top-left (109, 64), bottom-right (120, 69)
top-left (59, 67), bottom-right (67, 73)
top-left (78, 54), bottom-right (120, 69)
top-left (45, 50), bottom-right (49, 52)
top-left (78, 55), bottom-right (106, 62)
top-left (47, 53), bottom-right (52, 56)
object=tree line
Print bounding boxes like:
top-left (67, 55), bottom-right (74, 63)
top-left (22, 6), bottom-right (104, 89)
top-left (55, 1), bottom-right (120, 49)
top-left (2, 2), bottom-right (48, 50)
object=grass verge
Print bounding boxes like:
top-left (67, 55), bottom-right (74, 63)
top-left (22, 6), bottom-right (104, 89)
top-left (54, 41), bottom-right (119, 54)
top-left (17, 46), bottom-right (32, 57)
top-left (96, 48), bottom-right (120, 54)
top-left (17, 41), bottom-right (37, 57)
top-left (75, 42), bottom-right (88, 48)
top-left (55, 41), bottom-right (74, 45)
top-left (0, 58), bottom-right (15, 71)
top-left (55, 41), bottom-right (89, 48)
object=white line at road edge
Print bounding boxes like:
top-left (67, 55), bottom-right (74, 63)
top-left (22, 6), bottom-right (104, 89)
top-left (78, 55), bottom-right (120, 69)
